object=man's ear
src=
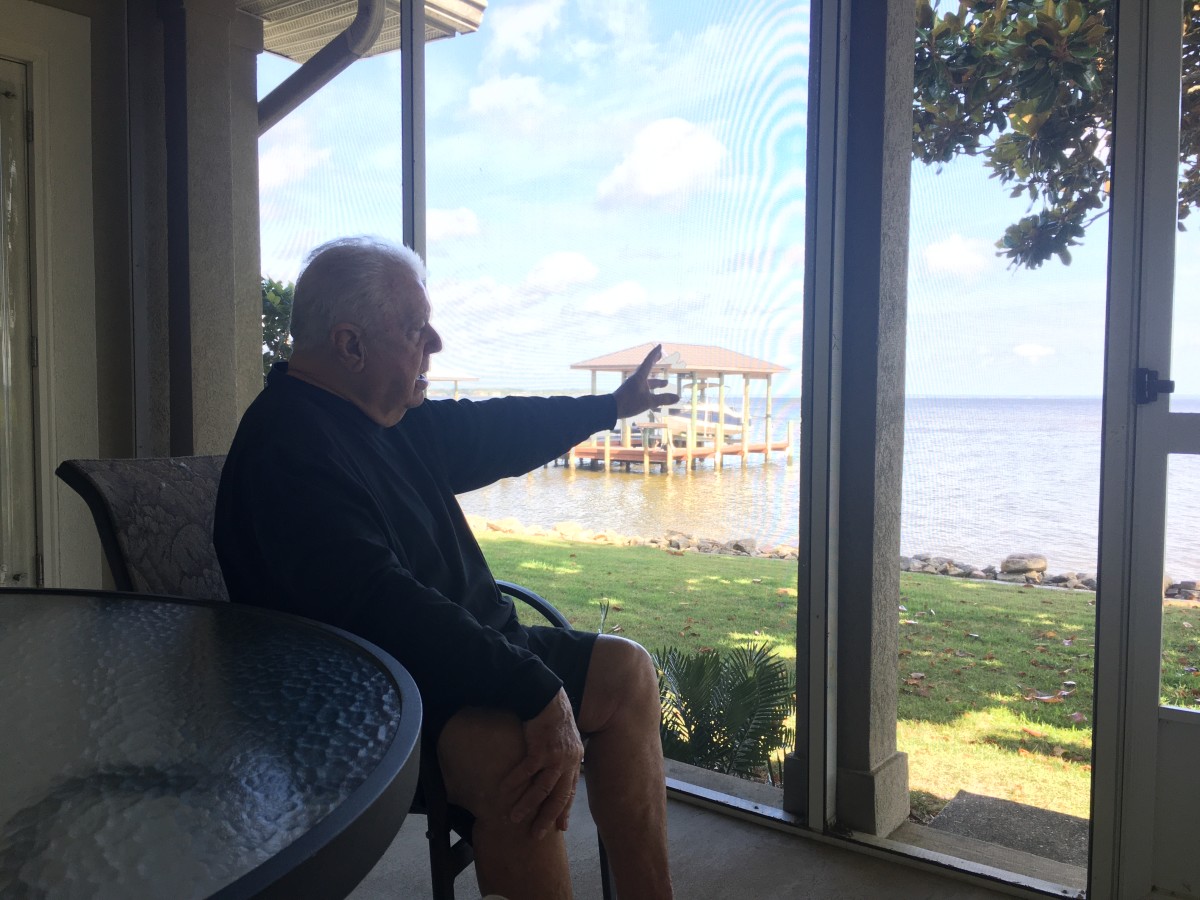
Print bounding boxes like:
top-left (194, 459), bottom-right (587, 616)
top-left (330, 323), bottom-right (366, 372)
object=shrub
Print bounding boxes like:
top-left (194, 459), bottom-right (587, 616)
top-left (262, 276), bottom-right (294, 382)
top-left (654, 643), bottom-right (795, 782)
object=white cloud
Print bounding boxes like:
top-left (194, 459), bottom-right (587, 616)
top-left (580, 280), bottom-right (649, 314)
top-left (577, 0), bottom-right (649, 43)
top-left (596, 118), bottom-right (726, 207)
top-left (565, 38), bottom-right (604, 63)
top-left (467, 75), bottom-right (549, 132)
top-left (259, 226), bottom-right (328, 281)
top-left (427, 208), bottom-right (481, 242)
top-left (258, 115), bottom-right (332, 191)
top-left (721, 245), bottom-right (805, 275)
top-left (370, 142), bottom-right (402, 171)
top-left (523, 251), bottom-right (599, 294)
top-left (430, 277), bottom-right (544, 336)
top-left (921, 234), bottom-right (996, 279)
top-left (1014, 343), bottom-right (1056, 363)
top-left (484, 0), bottom-right (565, 63)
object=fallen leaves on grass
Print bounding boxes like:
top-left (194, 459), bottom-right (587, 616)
top-left (1021, 684), bottom-right (1077, 702)
top-left (902, 672), bottom-right (933, 696)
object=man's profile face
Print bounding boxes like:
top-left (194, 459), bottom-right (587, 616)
top-left (365, 269), bottom-right (442, 423)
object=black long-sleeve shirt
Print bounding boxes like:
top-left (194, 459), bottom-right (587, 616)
top-left (214, 362), bottom-right (617, 723)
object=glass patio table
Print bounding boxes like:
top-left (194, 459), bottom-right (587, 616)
top-left (0, 588), bottom-right (421, 899)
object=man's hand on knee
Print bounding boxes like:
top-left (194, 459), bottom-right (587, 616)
top-left (499, 688), bottom-right (583, 839)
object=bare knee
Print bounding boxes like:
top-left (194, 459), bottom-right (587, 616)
top-left (579, 635), bottom-right (661, 734)
top-left (437, 708), bottom-right (525, 818)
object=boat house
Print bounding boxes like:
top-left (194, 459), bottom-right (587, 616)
top-left (569, 342), bottom-right (791, 470)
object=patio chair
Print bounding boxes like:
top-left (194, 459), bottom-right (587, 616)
top-left (56, 455), bottom-right (616, 899)
top-left (55, 455), bottom-right (229, 600)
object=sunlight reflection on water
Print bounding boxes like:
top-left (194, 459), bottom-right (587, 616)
top-left (460, 454), bottom-right (802, 551)
top-left (455, 397), bottom-right (1200, 578)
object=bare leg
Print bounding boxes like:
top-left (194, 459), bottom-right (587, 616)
top-left (439, 709), bottom-right (573, 899)
top-left (577, 635), bottom-right (674, 899)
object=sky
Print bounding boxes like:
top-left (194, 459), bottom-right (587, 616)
top-left (257, 0), bottom-right (1200, 399)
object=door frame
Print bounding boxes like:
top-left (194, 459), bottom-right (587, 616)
top-left (0, 0), bottom-right (100, 588)
top-left (1091, 1), bottom-right (1192, 896)
top-left (0, 54), bottom-right (40, 586)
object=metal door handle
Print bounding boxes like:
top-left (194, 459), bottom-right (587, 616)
top-left (1135, 368), bottom-right (1175, 404)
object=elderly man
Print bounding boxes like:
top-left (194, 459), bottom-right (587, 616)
top-left (214, 236), bottom-right (676, 898)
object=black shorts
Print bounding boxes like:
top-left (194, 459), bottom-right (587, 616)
top-left (523, 624), bottom-right (598, 720)
top-left (424, 624), bottom-right (598, 750)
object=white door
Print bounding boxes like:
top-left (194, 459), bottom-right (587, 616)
top-left (1092, 2), bottom-right (1200, 896)
top-left (0, 57), bottom-right (39, 587)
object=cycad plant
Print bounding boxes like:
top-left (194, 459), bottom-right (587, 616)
top-left (654, 643), bottom-right (795, 780)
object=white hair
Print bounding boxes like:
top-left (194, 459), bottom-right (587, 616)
top-left (289, 236), bottom-right (427, 349)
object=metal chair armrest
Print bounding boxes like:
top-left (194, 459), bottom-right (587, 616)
top-left (495, 579), bottom-right (572, 630)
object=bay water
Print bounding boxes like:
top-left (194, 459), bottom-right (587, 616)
top-left (457, 396), bottom-right (1200, 580)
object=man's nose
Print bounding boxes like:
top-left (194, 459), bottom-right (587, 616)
top-left (427, 325), bottom-right (443, 354)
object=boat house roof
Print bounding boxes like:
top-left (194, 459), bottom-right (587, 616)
top-left (571, 342), bottom-right (788, 379)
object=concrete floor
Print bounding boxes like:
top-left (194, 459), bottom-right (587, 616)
top-left (349, 782), bottom-right (1015, 900)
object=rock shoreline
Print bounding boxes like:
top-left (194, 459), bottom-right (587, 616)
top-left (467, 515), bottom-right (1200, 601)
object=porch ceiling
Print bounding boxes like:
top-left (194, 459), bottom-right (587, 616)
top-left (238, 0), bottom-right (487, 62)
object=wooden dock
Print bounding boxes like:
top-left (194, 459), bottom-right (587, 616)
top-left (563, 421), bottom-right (794, 473)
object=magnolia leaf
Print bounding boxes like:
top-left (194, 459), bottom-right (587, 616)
top-left (911, 0), bottom-right (1200, 269)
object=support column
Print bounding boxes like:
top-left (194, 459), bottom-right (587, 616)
top-left (401, 0), bottom-right (425, 259)
top-left (717, 374), bottom-right (726, 446)
top-left (833, 0), bottom-right (912, 836)
top-left (765, 376), bottom-right (774, 446)
top-left (740, 378), bottom-right (750, 460)
top-left (161, 0), bottom-right (263, 455)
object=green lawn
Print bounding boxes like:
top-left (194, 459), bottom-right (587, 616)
top-left (477, 532), bottom-right (1200, 822)
top-left (479, 532), bottom-right (799, 657)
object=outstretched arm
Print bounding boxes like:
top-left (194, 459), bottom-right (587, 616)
top-left (612, 344), bottom-right (681, 419)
